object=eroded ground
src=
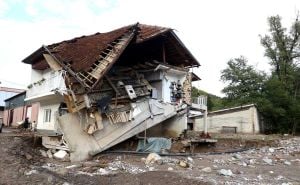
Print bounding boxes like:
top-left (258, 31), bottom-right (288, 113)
top-left (0, 128), bottom-right (300, 185)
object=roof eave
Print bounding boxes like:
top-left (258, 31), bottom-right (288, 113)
top-left (22, 46), bottom-right (44, 64)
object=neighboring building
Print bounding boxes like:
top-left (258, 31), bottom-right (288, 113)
top-left (3, 91), bottom-right (39, 127)
top-left (194, 104), bottom-right (260, 134)
top-left (0, 87), bottom-right (24, 120)
top-left (22, 23), bottom-right (206, 161)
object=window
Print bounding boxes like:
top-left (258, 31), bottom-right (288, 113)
top-left (44, 109), bottom-right (51, 123)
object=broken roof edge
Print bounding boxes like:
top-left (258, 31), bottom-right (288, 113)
top-left (22, 46), bottom-right (44, 65)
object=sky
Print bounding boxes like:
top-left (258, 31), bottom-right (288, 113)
top-left (0, 0), bottom-right (300, 96)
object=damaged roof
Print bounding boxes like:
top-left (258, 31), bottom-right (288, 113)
top-left (22, 23), bottom-right (200, 71)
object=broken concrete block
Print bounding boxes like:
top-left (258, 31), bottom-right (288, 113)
top-left (54, 150), bottom-right (68, 160)
top-left (284, 161), bottom-right (291, 165)
top-left (218, 169), bottom-right (233, 176)
top-left (145, 153), bottom-right (161, 164)
top-left (269, 148), bottom-right (275, 153)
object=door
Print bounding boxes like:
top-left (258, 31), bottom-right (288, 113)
top-left (9, 109), bottom-right (14, 126)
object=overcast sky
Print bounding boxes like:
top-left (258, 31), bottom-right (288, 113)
top-left (0, 0), bottom-right (299, 96)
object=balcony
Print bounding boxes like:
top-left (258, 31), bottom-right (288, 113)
top-left (25, 70), bottom-right (67, 102)
top-left (191, 95), bottom-right (207, 111)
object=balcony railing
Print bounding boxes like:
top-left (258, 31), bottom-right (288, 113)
top-left (26, 70), bottom-right (67, 100)
top-left (191, 95), bottom-right (207, 110)
top-left (192, 95), bottom-right (207, 106)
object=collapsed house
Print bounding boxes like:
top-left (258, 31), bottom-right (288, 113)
top-left (22, 23), bottom-right (207, 161)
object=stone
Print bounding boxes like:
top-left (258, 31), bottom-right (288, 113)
top-left (263, 157), bottom-right (273, 165)
top-left (97, 168), bottom-right (110, 175)
top-left (232, 154), bottom-right (243, 160)
top-left (53, 150), bottom-right (68, 160)
top-left (145, 153), bottom-right (161, 164)
top-left (269, 171), bottom-right (274, 174)
top-left (47, 150), bottom-right (53, 158)
top-left (257, 175), bottom-right (263, 180)
top-left (201, 167), bottom-right (212, 173)
top-left (25, 153), bottom-right (33, 160)
top-left (25, 170), bottom-right (38, 176)
top-left (39, 149), bottom-right (48, 158)
top-left (218, 169), bottom-right (233, 176)
top-left (167, 167), bottom-right (174, 171)
top-left (148, 167), bottom-right (155, 171)
top-left (179, 160), bottom-right (189, 168)
top-left (269, 148), bottom-right (275, 153)
top-left (284, 161), bottom-right (291, 166)
top-left (187, 157), bottom-right (193, 163)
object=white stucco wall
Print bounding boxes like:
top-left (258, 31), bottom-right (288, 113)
top-left (36, 97), bottom-right (63, 131)
top-left (194, 106), bottom-right (260, 134)
top-left (31, 68), bottom-right (53, 83)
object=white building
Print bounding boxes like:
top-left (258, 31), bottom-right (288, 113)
top-left (194, 104), bottom-right (261, 134)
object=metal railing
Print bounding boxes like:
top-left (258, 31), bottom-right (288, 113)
top-left (26, 70), bottom-right (67, 99)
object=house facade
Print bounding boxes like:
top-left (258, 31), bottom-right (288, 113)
top-left (22, 23), bottom-right (206, 161)
top-left (0, 87), bottom-right (24, 122)
top-left (3, 91), bottom-right (39, 127)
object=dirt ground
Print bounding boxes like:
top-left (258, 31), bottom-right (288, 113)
top-left (1, 128), bottom-right (300, 185)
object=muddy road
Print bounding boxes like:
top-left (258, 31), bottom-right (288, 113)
top-left (0, 128), bottom-right (300, 185)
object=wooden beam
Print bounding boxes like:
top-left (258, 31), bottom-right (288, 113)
top-left (105, 75), bottom-right (120, 95)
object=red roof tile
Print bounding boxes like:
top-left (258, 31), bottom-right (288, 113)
top-left (23, 23), bottom-right (199, 72)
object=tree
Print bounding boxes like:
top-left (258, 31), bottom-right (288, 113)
top-left (220, 56), bottom-right (266, 106)
top-left (260, 15), bottom-right (300, 134)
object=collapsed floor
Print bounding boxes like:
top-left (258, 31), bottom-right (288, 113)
top-left (1, 128), bottom-right (300, 185)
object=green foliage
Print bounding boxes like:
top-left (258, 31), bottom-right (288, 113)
top-left (221, 56), bottom-right (266, 106)
top-left (191, 87), bottom-right (224, 111)
top-left (221, 15), bottom-right (300, 134)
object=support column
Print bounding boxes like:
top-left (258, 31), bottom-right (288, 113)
top-left (203, 109), bottom-right (208, 134)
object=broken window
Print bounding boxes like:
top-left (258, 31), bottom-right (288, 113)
top-left (44, 109), bottom-right (51, 123)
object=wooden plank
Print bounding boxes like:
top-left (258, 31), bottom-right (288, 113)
top-left (43, 54), bottom-right (62, 71)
